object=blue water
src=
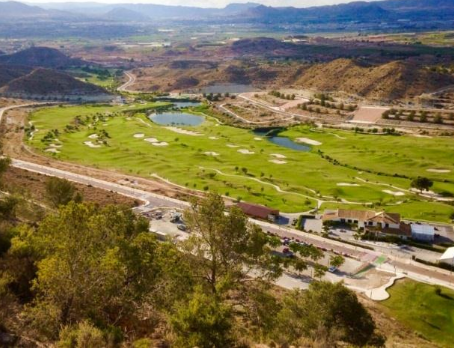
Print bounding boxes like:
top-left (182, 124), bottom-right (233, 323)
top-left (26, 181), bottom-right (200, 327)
top-left (173, 101), bottom-right (201, 108)
top-left (265, 136), bottom-right (310, 151)
top-left (149, 112), bottom-right (204, 126)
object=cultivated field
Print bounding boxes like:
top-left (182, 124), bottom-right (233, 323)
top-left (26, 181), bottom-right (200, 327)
top-left (27, 104), bottom-right (454, 221)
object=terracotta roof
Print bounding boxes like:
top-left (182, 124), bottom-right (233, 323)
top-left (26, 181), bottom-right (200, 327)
top-left (381, 222), bottom-right (411, 237)
top-left (237, 202), bottom-right (279, 220)
top-left (367, 212), bottom-right (401, 225)
top-left (323, 209), bottom-right (400, 224)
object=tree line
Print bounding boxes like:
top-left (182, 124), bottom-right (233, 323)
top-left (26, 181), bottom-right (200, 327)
top-left (0, 158), bottom-right (385, 348)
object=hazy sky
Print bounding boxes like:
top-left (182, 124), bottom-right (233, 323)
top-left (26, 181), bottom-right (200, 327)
top-left (23, 0), bottom-right (373, 9)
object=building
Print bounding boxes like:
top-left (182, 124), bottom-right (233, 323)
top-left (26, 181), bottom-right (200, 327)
top-left (236, 202), bottom-right (279, 222)
top-left (411, 224), bottom-right (435, 242)
top-left (322, 209), bottom-right (401, 230)
top-left (439, 247), bottom-right (454, 266)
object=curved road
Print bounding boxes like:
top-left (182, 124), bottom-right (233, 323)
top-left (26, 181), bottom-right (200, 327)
top-left (117, 71), bottom-right (138, 92)
top-left (1, 103), bottom-right (453, 289)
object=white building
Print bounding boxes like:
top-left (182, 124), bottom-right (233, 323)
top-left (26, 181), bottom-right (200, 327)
top-left (322, 209), bottom-right (401, 230)
top-left (439, 247), bottom-right (454, 266)
top-left (411, 224), bottom-right (435, 242)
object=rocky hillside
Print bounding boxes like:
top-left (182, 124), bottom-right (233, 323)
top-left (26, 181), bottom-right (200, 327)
top-left (294, 59), bottom-right (454, 100)
top-left (0, 47), bottom-right (85, 68)
top-left (0, 64), bottom-right (33, 87)
top-left (0, 68), bottom-right (108, 96)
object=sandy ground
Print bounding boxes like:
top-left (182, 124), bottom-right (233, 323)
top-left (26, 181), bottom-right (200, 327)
top-left (295, 137), bottom-right (322, 146)
top-left (413, 134), bottom-right (433, 138)
top-left (337, 182), bottom-right (360, 186)
top-left (226, 144), bottom-right (239, 148)
top-left (88, 134), bottom-right (99, 139)
top-left (84, 141), bottom-right (101, 148)
top-left (427, 168), bottom-right (451, 173)
top-left (270, 153), bottom-right (287, 159)
top-left (238, 149), bottom-right (255, 154)
top-left (2, 166), bottom-right (138, 207)
top-left (133, 133), bottom-right (145, 138)
top-left (351, 106), bottom-right (389, 124)
top-left (165, 126), bottom-right (202, 136)
top-left (204, 151), bottom-right (219, 156)
top-left (382, 189), bottom-right (405, 196)
top-left (208, 136), bottom-right (219, 140)
top-left (269, 159), bottom-right (287, 164)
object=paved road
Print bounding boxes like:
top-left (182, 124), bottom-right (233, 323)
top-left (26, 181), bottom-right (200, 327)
top-left (2, 103), bottom-right (453, 289)
top-left (10, 158), bottom-right (454, 288)
top-left (117, 72), bottom-right (138, 92)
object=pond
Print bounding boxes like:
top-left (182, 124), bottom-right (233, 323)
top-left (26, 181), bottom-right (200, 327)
top-left (149, 112), bottom-right (204, 126)
top-left (155, 98), bottom-right (201, 109)
top-left (172, 101), bottom-right (201, 108)
top-left (254, 130), bottom-right (310, 152)
top-left (264, 136), bottom-right (311, 151)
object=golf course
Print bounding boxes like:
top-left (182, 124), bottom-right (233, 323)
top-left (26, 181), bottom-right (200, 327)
top-left (27, 103), bottom-right (454, 222)
top-left (382, 279), bottom-right (454, 348)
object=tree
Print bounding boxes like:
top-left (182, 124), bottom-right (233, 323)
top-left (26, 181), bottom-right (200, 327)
top-left (17, 202), bottom-right (168, 336)
top-left (45, 177), bottom-right (77, 208)
top-left (329, 255), bottom-right (345, 269)
top-left (411, 177), bottom-right (433, 193)
top-left (182, 193), bottom-right (282, 295)
top-left (170, 287), bottom-right (234, 348)
top-left (274, 282), bottom-right (384, 347)
top-left (58, 320), bottom-right (109, 348)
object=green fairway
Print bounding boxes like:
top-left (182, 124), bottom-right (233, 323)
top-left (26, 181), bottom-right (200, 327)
top-left (381, 279), bottom-right (454, 348)
top-left (27, 104), bottom-right (454, 221)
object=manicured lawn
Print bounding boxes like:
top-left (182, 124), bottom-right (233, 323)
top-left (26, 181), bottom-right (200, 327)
top-left (381, 279), bottom-right (454, 348)
top-left (27, 104), bottom-right (454, 221)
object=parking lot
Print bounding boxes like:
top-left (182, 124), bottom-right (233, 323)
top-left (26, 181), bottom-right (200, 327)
top-left (144, 208), bottom-right (190, 241)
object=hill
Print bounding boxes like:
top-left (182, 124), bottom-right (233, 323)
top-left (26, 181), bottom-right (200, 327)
top-left (294, 59), bottom-right (454, 100)
top-left (0, 1), bottom-right (47, 18)
top-left (0, 65), bottom-right (33, 87)
top-left (0, 68), bottom-right (108, 96)
top-left (103, 7), bottom-right (150, 21)
top-left (0, 47), bottom-right (85, 69)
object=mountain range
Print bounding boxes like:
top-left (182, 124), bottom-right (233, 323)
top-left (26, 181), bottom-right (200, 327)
top-left (0, 0), bottom-right (451, 24)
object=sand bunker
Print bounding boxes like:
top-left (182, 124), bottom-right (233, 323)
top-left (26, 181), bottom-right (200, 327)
top-left (270, 153), bottom-right (287, 159)
top-left (382, 190), bottom-right (405, 196)
top-left (165, 127), bottom-right (202, 136)
top-left (204, 151), bottom-right (220, 156)
top-left (254, 137), bottom-right (263, 141)
top-left (337, 183), bottom-right (360, 187)
top-left (88, 134), bottom-right (99, 139)
top-left (144, 138), bottom-right (159, 143)
top-left (427, 168), bottom-right (450, 173)
top-left (49, 144), bottom-right (62, 148)
top-left (295, 137), bottom-right (322, 146)
top-left (45, 148), bottom-right (60, 153)
top-left (144, 138), bottom-right (168, 146)
top-left (238, 149), bottom-right (255, 155)
top-left (209, 136), bottom-right (219, 140)
top-left (133, 133), bottom-right (145, 138)
top-left (152, 142), bottom-right (168, 147)
top-left (84, 141), bottom-right (101, 148)
top-left (226, 144), bottom-right (239, 148)
top-left (269, 159), bottom-right (287, 164)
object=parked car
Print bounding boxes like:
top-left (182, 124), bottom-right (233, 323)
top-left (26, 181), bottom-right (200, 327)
top-left (328, 266), bottom-right (337, 273)
top-left (282, 247), bottom-right (294, 258)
